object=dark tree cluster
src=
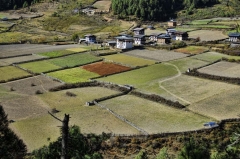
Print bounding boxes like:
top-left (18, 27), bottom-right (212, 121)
top-left (0, 0), bottom-right (39, 11)
top-left (111, 0), bottom-right (218, 21)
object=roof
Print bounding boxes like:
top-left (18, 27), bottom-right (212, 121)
top-left (133, 35), bottom-right (145, 38)
top-left (85, 34), bottom-right (96, 37)
top-left (150, 33), bottom-right (162, 36)
top-left (228, 33), bottom-right (240, 37)
top-left (166, 28), bottom-right (176, 32)
top-left (158, 34), bottom-right (171, 39)
top-left (175, 31), bottom-right (188, 35)
top-left (133, 28), bottom-right (144, 31)
top-left (115, 35), bottom-right (133, 40)
top-left (107, 41), bottom-right (116, 44)
top-left (204, 121), bottom-right (218, 127)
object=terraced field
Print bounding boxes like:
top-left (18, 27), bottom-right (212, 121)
top-left (100, 95), bottom-right (212, 134)
top-left (47, 68), bottom-right (99, 83)
top-left (103, 54), bottom-right (156, 67)
top-left (0, 55), bottom-right (46, 66)
top-left (37, 50), bottom-right (77, 57)
top-left (19, 61), bottom-right (61, 73)
top-left (0, 66), bottom-right (31, 81)
top-left (188, 30), bottom-right (228, 41)
top-left (192, 52), bottom-right (240, 62)
top-left (174, 46), bottom-right (209, 54)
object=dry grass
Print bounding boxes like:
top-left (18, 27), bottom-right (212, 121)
top-left (0, 55), bottom-right (46, 66)
top-left (188, 30), bottom-right (228, 41)
top-left (174, 46), bottom-right (209, 54)
top-left (93, 0), bottom-right (111, 10)
top-left (198, 61), bottom-right (240, 78)
top-left (189, 88), bottom-right (240, 120)
top-left (0, 66), bottom-right (31, 81)
top-left (100, 95), bottom-right (212, 134)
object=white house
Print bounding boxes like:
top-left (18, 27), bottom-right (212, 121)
top-left (228, 33), bottom-right (240, 43)
top-left (115, 35), bottom-right (133, 49)
top-left (175, 31), bottom-right (188, 41)
top-left (133, 28), bottom-right (145, 35)
top-left (84, 34), bottom-right (96, 43)
top-left (133, 35), bottom-right (145, 45)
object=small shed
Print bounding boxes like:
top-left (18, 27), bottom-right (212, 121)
top-left (175, 31), bottom-right (188, 41)
top-left (133, 35), bottom-right (146, 45)
top-left (133, 28), bottom-right (145, 35)
top-left (115, 35), bottom-right (133, 49)
top-left (149, 33), bottom-right (162, 42)
top-left (168, 19), bottom-right (177, 27)
top-left (157, 34), bottom-right (171, 44)
top-left (84, 34), bottom-right (96, 43)
top-left (228, 33), bottom-right (240, 43)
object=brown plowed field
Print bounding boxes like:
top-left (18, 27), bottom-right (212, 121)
top-left (82, 62), bottom-right (131, 76)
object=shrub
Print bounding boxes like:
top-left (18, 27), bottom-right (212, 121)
top-left (66, 91), bottom-right (77, 97)
top-left (10, 87), bottom-right (15, 91)
top-left (35, 90), bottom-right (43, 94)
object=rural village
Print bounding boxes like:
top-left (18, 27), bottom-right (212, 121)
top-left (0, 0), bottom-right (240, 158)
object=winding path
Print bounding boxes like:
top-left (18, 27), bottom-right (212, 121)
top-left (159, 63), bottom-right (191, 105)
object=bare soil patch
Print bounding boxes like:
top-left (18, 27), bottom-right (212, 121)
top-left (124, 49), bottom-right (188, 62)
top-left (82, 62), bottom-right (131, 76)
top-left (198, 61), bottom-right (240, 78)
top-left (188, 30), bottom-right (228, 41)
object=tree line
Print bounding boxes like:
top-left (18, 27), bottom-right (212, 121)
top-left (0, 0), bottom-right (39, 11)
top-left (111, 0), bottom-right (219, 21)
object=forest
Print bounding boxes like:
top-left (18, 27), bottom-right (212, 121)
top-left (111, 0), bottom-right (219, 21)
top-left (0, 0), bottom-right (39, 11)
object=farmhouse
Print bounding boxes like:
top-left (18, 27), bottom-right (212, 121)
top-left (157, 34), bottom-right (171, 44)
top-left (105, 40), bottom-right (117, 48)
top-left (133, 35), bottom-right (146, 45)
top-left (175, 31), bottom-right (188, 41)
top-left (228, 33), bottom-right (240, 43)
top-left (166, 28), bottom-right (176, 36)
top-left (149, 33), bottom-right (162, 42)
top-left (115, 35), bottom-right (134, 49)
top-left (168, 19), bottom-right (177, 27)
top-left (85, 34), bottom-right (96, 43)
top-left (133, 28), bottom-right (145, 35)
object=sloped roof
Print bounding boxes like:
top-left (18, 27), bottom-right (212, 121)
top-left (158, 34), bottom-right (171, 39)
top-left (133, 28), bottom-right (144, 31)
top-left (228, 33), bottom-right (240, 37)
top-left (133, 35), bottom-right (145, 38)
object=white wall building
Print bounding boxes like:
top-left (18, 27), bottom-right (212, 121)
top-left (115, 35), bottom-right (133, 49)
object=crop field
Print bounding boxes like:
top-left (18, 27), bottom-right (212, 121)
top-left (160, 75), bottom-right (239, 104)
top-left (192, 51), bottom-right (240, 62)
top-left (0, 44), bottom-right (84, 58)
top-left (65, 47), bottom-right (88, 52)
top-left (82, 62), bottom-right (131, 76)
top-left (124, 49), bottom-right (188, 62)
top-left (188, 30), bottom-right (228, 41)
top-left (49, 53), bottom-right (102, 67)
top-left (187, 19), bottom-right (214, 25)
top-left (174, 46), bottom-right (209, 54)
top-left (9, 87), bottom-right (139, 152)
top-left (0, 66), bottom-right (31, 81)
top-left (97, 63), bottom-right (178, 94)
top-left (0, 55), bottom-right (46, 66)
top-left (198, 61), bottom-right (240, 78)
top-left (189, 88), bottom-right (240, 120)
top-left (47, 68), bottom-right (99, 83)
top-left (103, 54), bottom-right (156, 67)
top-left (19, 61), bottom-right (61, 73)
top-left (189, 24), bottom-right (232, 29)
top-left (37, 50), bottom-right (76, 57)
top-left (168, 57), bottom-right (209, 72)
top-left (100, 95), bottom-right (212, 134)
top-left (1, 75), bottom-right (63, 95)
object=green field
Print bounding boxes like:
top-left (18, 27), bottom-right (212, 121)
top-left (168, 57), bottom-right (209, 72)
top-left (187, 19), bottom-right (214, 25)
top-left (37, 50), bottom-right (76, 57)
top-left (47, 68), bottom-right (99, 83)
top-left (103, 54), bottom-right (156, 67)
top-left (0, 66), bottom-right (31, 81)
top-left (189, 88), bottom-right (240, 120)
top-left (192, 52), bottom-right (240, 62)
top-left (98, 63), bottom-right (178, 94)
top-left (100, 95), bottom-right (212, 133)
top-left (49, 53), bottom-right (102, 67)
top-left (19, 61), bottom-right (61, 73)
top-left (190, 24), bottom-right (232, 29)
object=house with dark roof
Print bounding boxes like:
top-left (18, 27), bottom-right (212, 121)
top-left (133, 35), bottom-right (146, 45)
top-left (149, 33), bottom-right (162, 42)
top-left (133, 28), bottom-right (145, 35)
top-left (228, 33), bottom-right (240, 43)
top-left (168, 19), bottom-right (177, 27)
top-left (84, 34), bottom-right (96, 43)
top-left (175, 31), bottom-right (188, 41)
top-left (115, 35), bottom-right (133, 49)
top-left (157, 34), bottom-right (171, 44)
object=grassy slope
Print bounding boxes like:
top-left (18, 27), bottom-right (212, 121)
top-left (0, 66), bottom-right (31, 81)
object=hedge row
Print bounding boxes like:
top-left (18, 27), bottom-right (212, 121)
top-left (130, 91), bottom-right (185, 109)
top-left (0, 75), bottom-right (33, 84)
top-left (185, 69), bottom-right (240, 85)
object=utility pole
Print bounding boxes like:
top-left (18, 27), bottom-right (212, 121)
top-left (48, 112), bottom-right (70, 159)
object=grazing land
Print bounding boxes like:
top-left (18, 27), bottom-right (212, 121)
top-left (97, 63), bottom-right (178, 94)
top-left (100, 95), bottom-right (212, 134)
top-left (160, 75), bottom-right (239, 104)
top-left (0, 55), bottom-right (46, 66)
top-left (188, 30), bottom-right (228, 41)
top-left (49, 53), bottom-right (102, 68)
top-left (174, 46), bottom-right (209, 54)
top-left (47, 68), bottom-right (99, 83)
top-left (19, 61), bottom-right (61, 73)
top-left (103, 54), bottom-right (156, 67)
top-left (0, 66), bottom-right (31, 81)
top-left (198, 61), bottom-right (240, 78)
top-left (189, 88), bottom-right (240, 120)
top-left (123, 49), bottom-right (188, 62)
top-left (168, 57), bottom-right (209, 72)
top-left (82, 62), bottom-right (131, 76)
